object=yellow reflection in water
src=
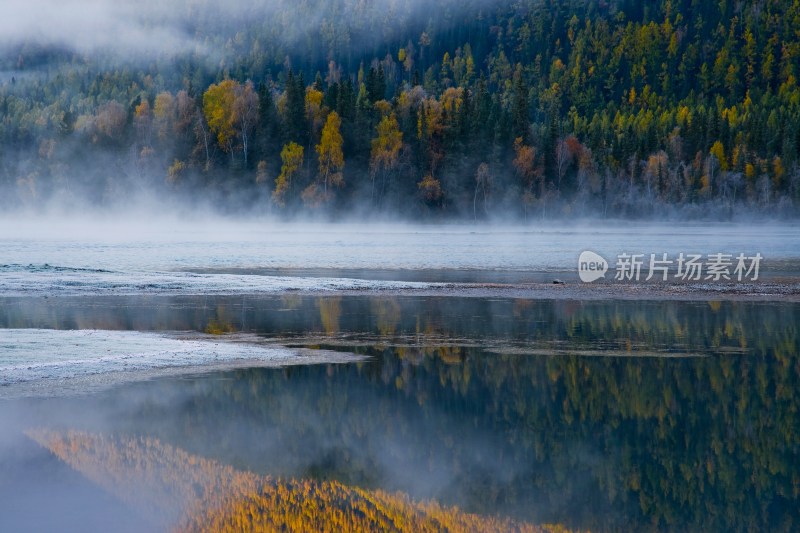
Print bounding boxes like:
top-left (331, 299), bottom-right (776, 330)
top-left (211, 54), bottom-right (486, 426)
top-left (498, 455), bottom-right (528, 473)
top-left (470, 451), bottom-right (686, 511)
top-left (28, 429), bottom-right (563, 533)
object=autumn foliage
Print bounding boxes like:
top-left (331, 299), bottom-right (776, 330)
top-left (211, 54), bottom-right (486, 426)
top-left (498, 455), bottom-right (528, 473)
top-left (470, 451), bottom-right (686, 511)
top-left (3, 1), bottom-right (800, 216)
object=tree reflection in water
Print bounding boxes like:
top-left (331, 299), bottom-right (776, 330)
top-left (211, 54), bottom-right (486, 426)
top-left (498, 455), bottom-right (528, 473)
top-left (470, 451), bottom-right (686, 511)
top-left (3, 295), bottom-right (798, 531)
top-left (30, 429), bottom-right (549, 533)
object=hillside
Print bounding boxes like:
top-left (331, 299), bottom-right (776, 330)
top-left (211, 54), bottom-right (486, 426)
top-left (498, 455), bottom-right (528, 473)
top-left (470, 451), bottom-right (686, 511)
top-left (1, 0), bottom-right (799, 218)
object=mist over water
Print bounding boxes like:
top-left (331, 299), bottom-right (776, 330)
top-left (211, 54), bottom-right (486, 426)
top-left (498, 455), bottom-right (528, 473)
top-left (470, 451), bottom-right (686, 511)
top-left (3, 216), bottom-right (799, 274)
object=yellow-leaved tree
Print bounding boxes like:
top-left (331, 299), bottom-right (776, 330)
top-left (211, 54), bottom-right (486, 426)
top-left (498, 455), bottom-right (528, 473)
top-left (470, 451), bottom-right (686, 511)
top-left (202, 80), bottom-right (259, 166)
top-left (318, 111), bottom-right (344, 193)
top-left (303, 111), bottom-right (344, 208)
top-left (272, 142), bottom-right (304, 207)
top-left (203, 80), bottom-right (237, 156)
top-left (370, 113), bottom-right (403, 204)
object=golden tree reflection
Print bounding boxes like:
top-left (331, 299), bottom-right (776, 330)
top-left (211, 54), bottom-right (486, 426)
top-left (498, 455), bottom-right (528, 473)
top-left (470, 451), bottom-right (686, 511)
top-left (317, 297), bottom-right (342, 336)
top-left (28, 429), bottom-right (562, 533)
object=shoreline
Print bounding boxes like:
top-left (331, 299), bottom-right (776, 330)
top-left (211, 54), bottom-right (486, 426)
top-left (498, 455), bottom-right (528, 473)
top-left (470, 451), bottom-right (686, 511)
top-left (1, 279), bottom-right (797, 302)
top-left (389, 280), bottom-right (800, 302)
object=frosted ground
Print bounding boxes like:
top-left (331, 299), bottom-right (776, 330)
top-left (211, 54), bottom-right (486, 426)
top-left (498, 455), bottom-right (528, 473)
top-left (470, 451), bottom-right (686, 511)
top-left (0, 329), bottom-right (364, 398)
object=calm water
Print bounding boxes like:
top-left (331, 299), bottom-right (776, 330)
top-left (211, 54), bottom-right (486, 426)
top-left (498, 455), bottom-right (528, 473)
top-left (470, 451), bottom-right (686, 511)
top-left (2, 221), bottom-right (799, 295)
top-left (1, 294), bottom-right (798, 532)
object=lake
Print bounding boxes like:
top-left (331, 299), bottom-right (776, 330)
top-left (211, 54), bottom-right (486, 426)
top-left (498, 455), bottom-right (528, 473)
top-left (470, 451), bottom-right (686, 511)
top-left (1, 222), bottom-right (799, 531)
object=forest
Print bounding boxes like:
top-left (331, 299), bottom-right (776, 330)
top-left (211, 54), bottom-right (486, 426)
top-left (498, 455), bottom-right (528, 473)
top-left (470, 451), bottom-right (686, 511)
top-left (2, 0), bottom-right (800, 219)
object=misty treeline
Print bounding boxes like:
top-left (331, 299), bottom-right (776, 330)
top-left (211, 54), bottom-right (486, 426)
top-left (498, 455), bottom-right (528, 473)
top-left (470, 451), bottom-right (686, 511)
top-left (1, 0), bottom-right (800, 218)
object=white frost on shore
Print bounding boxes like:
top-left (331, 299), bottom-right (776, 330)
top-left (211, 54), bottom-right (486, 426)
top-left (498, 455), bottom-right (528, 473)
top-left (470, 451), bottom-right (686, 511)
top-left (0, 329), bottom-right (365, 398)
top-left (0, 265), bottom-right (442, 296)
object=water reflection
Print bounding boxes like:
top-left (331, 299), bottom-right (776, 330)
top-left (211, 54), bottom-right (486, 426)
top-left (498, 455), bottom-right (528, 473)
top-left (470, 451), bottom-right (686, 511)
top-left (29, 429), bottom-right (538, 532)
top-left (0, 296), bottom-right (796, 359)
top-left (0, 295), bottom-right (798, 531)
